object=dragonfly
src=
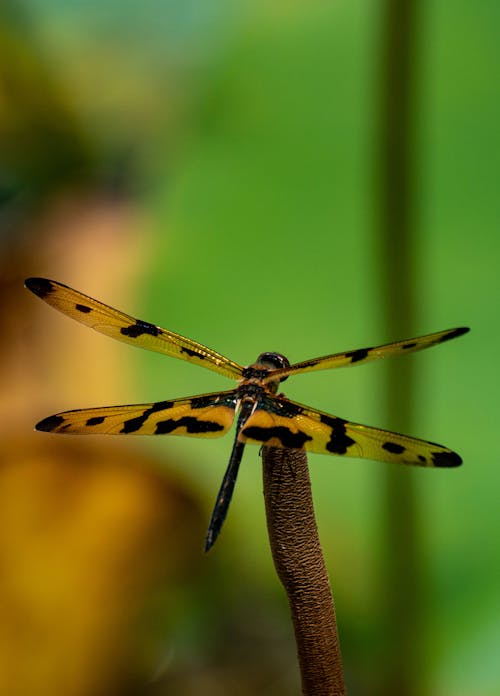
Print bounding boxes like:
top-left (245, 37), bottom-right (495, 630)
top-left (26, 277), bottom-right (468, 551)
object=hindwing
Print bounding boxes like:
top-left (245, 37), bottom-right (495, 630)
top-left (36, 390), bottom-right (238, 437)
top-left (239, 395), bottom-right (461, 468)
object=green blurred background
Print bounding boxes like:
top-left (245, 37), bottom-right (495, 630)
top-left (1, 1), bottom-right (498, 695)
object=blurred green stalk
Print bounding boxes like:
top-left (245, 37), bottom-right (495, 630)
top-left (376, 0), bottom-right (426, 695)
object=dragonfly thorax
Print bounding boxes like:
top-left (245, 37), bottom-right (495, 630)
top-left (241, 352), bottom-right (290, 393)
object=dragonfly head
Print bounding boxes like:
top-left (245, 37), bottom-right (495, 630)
top-left (256, 352), bottom-right (290, 382)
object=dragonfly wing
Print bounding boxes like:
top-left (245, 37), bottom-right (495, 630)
top-left (265, 327), bottom-right (469, 381)
top-left (25, 277), bottom-right (244, 380)
top-left (36, 390), bottom-right (238, 436)
top-left (239, 395), bottom-right (462, 468)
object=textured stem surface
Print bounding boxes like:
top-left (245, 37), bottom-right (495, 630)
top-left (262, 446), bottom-right (345, 696)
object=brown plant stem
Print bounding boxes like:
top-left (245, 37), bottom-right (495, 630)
top-left (262, 446), bottom-right (345, 696)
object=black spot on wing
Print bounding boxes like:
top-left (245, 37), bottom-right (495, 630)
top-left (242, 425), bottom-right (312, 449)
top-left (36, 414), bottom-right (65, 432)
top-left (150, 400), bottom-right (175, 412)
top-left (190, 395), bottom-right (216, 409)
top-left (295, 359), bottom-right (321, 370)
top-left (75, 303), bottom-right (92, 314)
top-left (25, 277), bottom-right (55, 298)
top-left (155, 416), bottom-right (225, 435)
top-left (382, 441), bottom-right (406, 454)
top-left (418, 455), bottom-right (427, 463)
top-left (261, 397), bottom-right (303, 418)
top-left (121, 400), bottom-right (174, 433)
top-left (443, 327), bottom-right (469, 342)
top-left (121, 413), bottom-right (149, 433)
top-left (120, 319), bottom-right (160, 338)
top-left (402, 342), bottom-right (417, 350)
top-left (431, 450), bottom-right (462, 467)
top-left (190, 394), bottom-right (236, 409)
top-left (86, 416), bottom-right (105, 426)
top-left (280, 401), bottom-right (304, 417)
top-left (319, 414), bottom-right (355, 454)
top-left (180, 346), bottom-right (205, 359)
top-left (345, 348), bottom-right (370, 363)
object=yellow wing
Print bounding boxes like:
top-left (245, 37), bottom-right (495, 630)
top-left (239, 395), bottom-right (462, 468)
top-left (25, 277), bottom-right (244, 380)
top-left (36, 390), bottom-right (238, 436)
top-left (264, 327), bottom-right (469, 383)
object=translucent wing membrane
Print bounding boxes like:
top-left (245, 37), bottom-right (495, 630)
top-left (239, 395), bottom-right (462, 468)
top-left (36, 390), bottom-right (238, 436)
top-left (25, 277), bottom-right (244, 380)
top-left (264, 327), bottom-right (469, 383)
top-left (27, 275), bottom-right (467, 550)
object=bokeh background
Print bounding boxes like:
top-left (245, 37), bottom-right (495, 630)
top-left (1, 1), bottom-right (498, 695)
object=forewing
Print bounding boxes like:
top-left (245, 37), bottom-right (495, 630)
top-left (25, 277), bottom-right (244, 380)
top-left (36, 390), bottom-right (238, 436)
top-left (264, 327), bottom-right (469, 382)
top-left (239, 395), bottom-right (461, 468)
